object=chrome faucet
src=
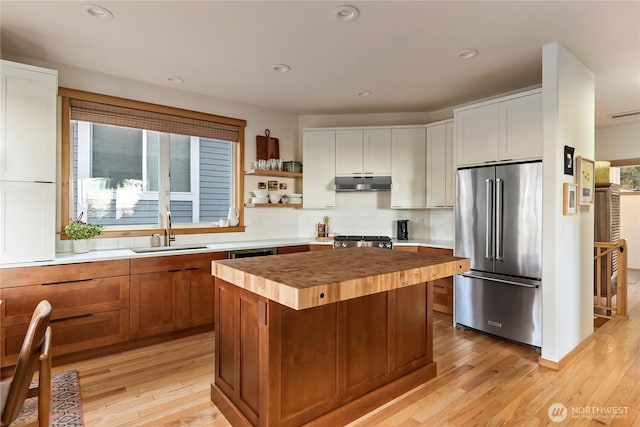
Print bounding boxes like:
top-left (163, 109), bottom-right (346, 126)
top-left (165, 210), bottom-right (176, 246)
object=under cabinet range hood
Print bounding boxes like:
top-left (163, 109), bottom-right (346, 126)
top-left (334, 176), bottom-right (392, 192)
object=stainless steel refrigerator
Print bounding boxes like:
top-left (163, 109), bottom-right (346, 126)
top-left (455, 161), bottom-right (542, 348)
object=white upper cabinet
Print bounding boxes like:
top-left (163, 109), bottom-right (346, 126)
top-left (335, 128), bottom-right (391, 176)
top-left (1, 60), bottom-right (57, 182)
top-left (363, 129), bottom-right (392, 175)
top-left (499, 92), bottom-right (543, 161)
top-left (426, 120), bottom-right (454, 208)
top-left (391, 127), bottom-right (426, 209)
top-left (454, 89), bottom-right (542, 167)
top-left (303, 130), bottom-right (336, 209)
top-left (335, 130), bottom-right (363, 176)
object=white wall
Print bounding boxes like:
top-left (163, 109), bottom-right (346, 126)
top-left (595, 122), bottom-right (640, 161)
top-left (541, 43), bottom-right (595, 363)
top-left (621, 196), bottom-right (640, 269)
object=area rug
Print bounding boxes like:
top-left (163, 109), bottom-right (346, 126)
top-left (13, 369), bottom-right (84, 426)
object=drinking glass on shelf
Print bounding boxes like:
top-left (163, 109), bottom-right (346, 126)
top-left (277, 159), bottom-right (283, 171)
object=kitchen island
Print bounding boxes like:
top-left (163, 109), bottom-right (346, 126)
top-left (211, 247), bottom-right (469, 427)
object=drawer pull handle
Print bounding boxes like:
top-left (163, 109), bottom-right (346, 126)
top-left (42, 279), bottom-right (94, 286)
top-left (185, 267), bottom-right (200, 271)
top-left (51, 313), bottom-right (93, 323)
top-left (434, 285), bottom-right (445, 289)
top-left (168, 269), bottom-right (182, 273)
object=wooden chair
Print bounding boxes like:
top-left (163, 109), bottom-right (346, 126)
top-left (1, 300), bottom-right (52, 427)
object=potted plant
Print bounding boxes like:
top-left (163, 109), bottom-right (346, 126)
top-left (65, 213), bottom-right (103, 254)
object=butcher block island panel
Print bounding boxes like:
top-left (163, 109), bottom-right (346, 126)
top-left (211, 247), bottom-right (470, 427)
top-left (212, 247), bottom-right (469, 310)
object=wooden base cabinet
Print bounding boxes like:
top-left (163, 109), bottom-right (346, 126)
top-left (0, 260), bottom-right (130, 368)
top-left (419, 247), bottom-right (454, 314)
top-left (212, 278), bottom-right (435, 427)
top-left (130, 252), bottom-right (225, 338)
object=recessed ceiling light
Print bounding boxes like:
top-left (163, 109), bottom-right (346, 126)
top-left (82, 4), bottom-right (113, 21)
top-left (271, 64), bottom-right (291, 73)
top-left (356, 90), bottom-right (372, 97)
top-left (167, 76), bottom-right (184, 84)
top-left (333, 5), bottom-right (360, 21)
top-left (456, 49), bottom-right (479, 60)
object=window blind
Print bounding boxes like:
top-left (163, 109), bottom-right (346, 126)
top-left (69, 98), bottom-right (242, 142)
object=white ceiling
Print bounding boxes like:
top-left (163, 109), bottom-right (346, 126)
top-left (1, 1), bottom-right (639, 127)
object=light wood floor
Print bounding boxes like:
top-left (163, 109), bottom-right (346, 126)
top-left (55, 282), bottom-right (640, 426)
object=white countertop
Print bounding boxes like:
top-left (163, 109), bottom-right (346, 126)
top-left (1, 237), bottom-right (453, 269)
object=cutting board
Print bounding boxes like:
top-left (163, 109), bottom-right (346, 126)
top-left (256, 129), bottom-right (279, 160)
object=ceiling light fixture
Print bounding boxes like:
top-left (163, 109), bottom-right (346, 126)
top-left (333, 5), bottom-right (360, 21)
top-left (167, 76), bottom-right (184, 84)
top-left (271, 64), bottom-right (291, 73)
top-left (356, 90), bottom-right (372, 97)
top-left (456, 49), bottom-right (479, 60)
top-left (82, 4), bottom-right (113, 21)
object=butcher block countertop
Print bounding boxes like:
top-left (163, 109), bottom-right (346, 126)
top-left (212, 247), bottom-right (470, 310)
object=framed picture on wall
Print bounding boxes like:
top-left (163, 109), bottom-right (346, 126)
top-left (563, 182), bottom-right (577, 215)
top-left (564, 145), bottom-right (575, 176)
top-left (576, 156), bottom-right (595, 205)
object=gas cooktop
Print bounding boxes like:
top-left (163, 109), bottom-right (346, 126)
top-left (333, 235), bottom-right (393, 249)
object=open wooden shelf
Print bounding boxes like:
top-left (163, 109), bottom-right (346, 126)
top-left (245, 170), bottom-right (302, 179)
top-left (244, 203), bottom-right (302, 208)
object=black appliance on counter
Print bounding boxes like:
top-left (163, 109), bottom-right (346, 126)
top-left (397, 220), bottom-right (409, 240)
top-left (333, 236), bottom-right (393, 249)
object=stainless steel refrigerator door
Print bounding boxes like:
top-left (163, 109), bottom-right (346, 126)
top-left (455, 273), bottom-right (541, 347)
top-left (455, 166), bottom-right (496, 273)
top-left (494, 162), bottom-right (543, 279)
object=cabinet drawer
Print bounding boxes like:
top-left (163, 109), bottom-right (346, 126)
top-left (0, 260), bottom-right (129, 288)
top-left (0, 276), bottom-right (129, 326)
top-left (418, 247), bottom-right (453, 257)
top-left (432, 279), bottom-right (453, 315)
top-left (277, 245), bottom-right (310, 255)
top-left (130, 252), bottom-right (225, 274)
top-left (2, 308), bottom-right (129, 367)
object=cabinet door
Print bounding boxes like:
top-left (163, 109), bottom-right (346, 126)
top-left (0, 181), bottom-right (55, 263)
top-left (391, 128), bottom-right (426, 208)
top-left (499, 92), bottom-right (542, 161)
top-left (454, 103), bottom-right (500, 166)
top-left (335, 130), bottom-right (363, 176)
top-left (426, 122), bottom-right (455, 208)
top-left (0, 61), bottom-right (57, 182)
top-left (426, 123), bottom-right (447, 208)
top-left (303, 130), bottom-right (336, 209)
top-left (363, 129), bottom-right (392, 175)
top-left (445, 122), bottom-right (455, 207)
top-left (130, 271), bottom-right (182, 338)
top-left (181, 265), bottom-right (215, 328)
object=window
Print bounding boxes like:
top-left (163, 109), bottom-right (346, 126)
top-left (610, 160), bottom-right (640, 193)
top-left (60, 88), bottom-right (246, 238)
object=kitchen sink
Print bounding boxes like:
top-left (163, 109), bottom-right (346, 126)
top-left (131, 245), bottom-right (207, 253)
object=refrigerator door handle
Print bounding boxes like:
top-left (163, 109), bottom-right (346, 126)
top-left (495, 178), bottom-right (503, 261)
top-left (485, 179), bottom-right (494, 260)
top-left (461, 273), bottom-right (540, 288)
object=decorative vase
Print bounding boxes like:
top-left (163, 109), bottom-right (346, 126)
top-left (72, 239), bottom-right (90, 254)
top-left (227, 207), bottom-right (239, 226)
